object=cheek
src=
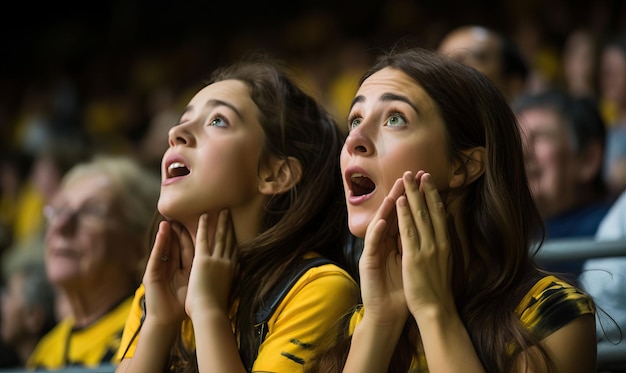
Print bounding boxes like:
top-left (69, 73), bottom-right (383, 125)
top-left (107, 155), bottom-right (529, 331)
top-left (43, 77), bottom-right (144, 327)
top-left (53, 234), bottom-right (106, 280)
top-left (203, 142), bottom-right (261, 191)
top-left (1, 292), bottom-right (21, 319)
top-left (198, 159), bottom-right (260, 205)
top-left (382, 142), bottom-right (450, 190)
top-left (534, 141), bottom-right (563, 166)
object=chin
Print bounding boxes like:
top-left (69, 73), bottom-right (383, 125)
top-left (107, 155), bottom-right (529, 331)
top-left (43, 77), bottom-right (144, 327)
top-left (157, 198), bottom-right (178, 219)
top-left (348, 214), bottom-right (371, 239)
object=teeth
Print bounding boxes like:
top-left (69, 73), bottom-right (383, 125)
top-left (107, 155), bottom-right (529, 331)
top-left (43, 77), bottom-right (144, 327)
top-left (168, 162), bottom-right (185, 173)
top-left (351, 173), bottom-right (364, 180)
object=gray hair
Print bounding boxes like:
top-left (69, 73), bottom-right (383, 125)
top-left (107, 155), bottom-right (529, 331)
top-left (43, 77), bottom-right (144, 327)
top-left (62, 155), bottom-right (160, 235)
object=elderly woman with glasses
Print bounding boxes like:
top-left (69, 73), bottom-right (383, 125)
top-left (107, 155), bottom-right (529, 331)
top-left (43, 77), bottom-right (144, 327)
top-left (26, 155), bottom-right (160, 371)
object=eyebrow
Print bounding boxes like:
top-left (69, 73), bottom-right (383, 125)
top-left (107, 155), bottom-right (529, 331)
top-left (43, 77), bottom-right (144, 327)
top-left (206, 99), bottom-right (243, 119)
top-left (350, 93), bottom-right (420, 114)
top-left (183, 99), bottom-right (243, 120)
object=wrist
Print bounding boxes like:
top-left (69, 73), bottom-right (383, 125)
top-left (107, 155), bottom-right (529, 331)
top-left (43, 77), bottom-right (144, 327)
top-left (411, 303), bottom-right (461, 333)
top-left (360, 311), bottom-right (407, 338)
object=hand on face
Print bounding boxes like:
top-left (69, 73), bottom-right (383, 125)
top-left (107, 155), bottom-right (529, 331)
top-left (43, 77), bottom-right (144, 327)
top-left (396, 171), bottom-right (455, 319)
top-left (143, 220), bottom-right (194, 325)
top-left (185, 210), bottom-right (237, 319)
top-left (360, 170), bottom-right (456, 326)
top-left (358, 177), bottom-right (409, 326)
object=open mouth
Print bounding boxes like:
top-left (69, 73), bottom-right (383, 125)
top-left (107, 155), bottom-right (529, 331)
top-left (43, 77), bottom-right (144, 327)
top-left (167, 162), bottom-right (190, 178)
top-left (350, 173), bottom-right (376, 196)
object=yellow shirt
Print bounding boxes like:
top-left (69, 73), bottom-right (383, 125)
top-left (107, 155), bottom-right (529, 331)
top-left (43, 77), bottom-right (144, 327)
top-left (27, 296), bottom-right (133, 370)
top-left (348, 275), bottom-right (595, 372)
top-left (117, 260), bottom-right (359, 372)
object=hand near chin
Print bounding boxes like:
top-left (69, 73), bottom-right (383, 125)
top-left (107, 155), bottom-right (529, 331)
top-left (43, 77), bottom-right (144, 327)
top-left (396, 171), bottom-right (456, 319)
top-left (359, 178), bottom-right (409, 326)
top-left (143, 220), bottom-right (194, 325)
top-left (186, 210), bottom-right (237, 319)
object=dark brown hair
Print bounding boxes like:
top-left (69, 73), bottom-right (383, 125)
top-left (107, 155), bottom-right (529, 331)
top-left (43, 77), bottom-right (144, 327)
top-left (162, 54), bottom-right (352, 372)
top-left (308, 46), bottom-right (552, 372)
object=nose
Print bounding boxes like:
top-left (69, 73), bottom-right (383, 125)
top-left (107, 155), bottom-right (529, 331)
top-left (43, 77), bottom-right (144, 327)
top-left (344, 126), bottom-right (375, 156)
top-left (168, 123), bottom-right (195, 147)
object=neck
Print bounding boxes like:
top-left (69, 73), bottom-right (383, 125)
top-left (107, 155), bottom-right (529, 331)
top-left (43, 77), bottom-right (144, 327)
top-left (61, 277), bottom-right (133, 328)
top-left (178, 199), bottom-right (267, 246)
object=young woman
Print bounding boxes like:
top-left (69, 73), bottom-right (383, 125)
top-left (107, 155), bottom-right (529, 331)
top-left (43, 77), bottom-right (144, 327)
top-left (115, 57), bottom-right (359, 373)
top-left (308, 47), bottom-right (596, 372)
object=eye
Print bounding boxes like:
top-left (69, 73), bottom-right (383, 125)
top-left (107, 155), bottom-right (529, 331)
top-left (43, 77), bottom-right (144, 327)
top-left (385, 113), bottom-right (407, 127)
top-left (348, 116), bottom-right (362, 130)
top-left (209, 116), bottom-right (228, 128)
top-left (80, 204), bottom-right (109, 218)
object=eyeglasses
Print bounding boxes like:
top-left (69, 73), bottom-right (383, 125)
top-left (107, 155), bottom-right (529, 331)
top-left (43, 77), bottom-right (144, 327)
top-left (43, 203), bottom-right (112, 230)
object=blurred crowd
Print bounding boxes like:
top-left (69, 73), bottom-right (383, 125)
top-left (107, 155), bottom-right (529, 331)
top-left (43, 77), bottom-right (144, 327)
top-left (1, 0), bottom-right (626, 369)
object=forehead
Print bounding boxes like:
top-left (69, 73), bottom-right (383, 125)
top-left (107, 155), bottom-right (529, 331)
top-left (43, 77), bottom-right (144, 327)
top-left (603, 46), bottom-right (626, 65)
top-left (517, 106), bottom-right (566, 131)
top-left (56, 173), bottom-right (115, 205)
top-left (356, 68), bottom-right (439, 115)
top-left (189, 79), bottom-right (256, 110)
top-left (440, 28), bottom-right (499, 55)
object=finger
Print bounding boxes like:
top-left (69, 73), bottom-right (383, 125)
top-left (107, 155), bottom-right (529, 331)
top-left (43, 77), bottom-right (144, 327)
top-left (167, 222), bottom-right (181, 267)
top-left (146, 221), bottom-right (171, 272)
top-left (365, 178), bottom-right (404, 237)
top-left (403, 171), bottom-right (435, 250)
top-left (195, 214), bottom-right (210, 256)
top-left (212, 211), bottom-right (228, 258)
top-left (175, 222), bottom-right (195, 270)
top-left (413, 170), bottom-right (425, 183)
top-left (421, 173), bottom-right (449, 245)
top-left (362, 218), bottom-right (388, 258)
top-left (396, 195), bottom-right (419, 255)
top-left (384, 182), bottom-right (403, 239)
top-left (386, 177), bottom-right (406, 201)
top-left (365, 195), bottom-right (396, 241)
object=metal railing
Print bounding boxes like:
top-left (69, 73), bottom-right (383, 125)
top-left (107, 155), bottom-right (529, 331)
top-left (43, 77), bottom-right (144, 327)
top-left (539, 238), bottom-right (626, 372)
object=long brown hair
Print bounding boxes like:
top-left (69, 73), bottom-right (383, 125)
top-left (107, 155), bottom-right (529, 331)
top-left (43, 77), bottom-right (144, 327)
top-left (308, 46), bottom-right (551, 372)
top-left (158, 55), bottom-right (352, 372)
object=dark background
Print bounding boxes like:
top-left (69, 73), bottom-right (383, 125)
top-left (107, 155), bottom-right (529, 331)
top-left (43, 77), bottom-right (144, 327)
top-left (1, 0), bottom-right (625, 150)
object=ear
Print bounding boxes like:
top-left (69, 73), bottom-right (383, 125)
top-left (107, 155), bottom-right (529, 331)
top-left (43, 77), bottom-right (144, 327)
top-left (449, 146), bottom-right (486, 189)
top-left (576, 141), bottom-right (603, 183)
top-left (258, 156), bottom-right (303, 195)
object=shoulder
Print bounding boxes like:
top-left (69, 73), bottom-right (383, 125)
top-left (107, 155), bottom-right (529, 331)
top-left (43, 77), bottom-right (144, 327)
top-left (26, 318), bottom-right (75, 368)
top-left (287, 260), bottom-right (359, 310)
top-left (269, 255), bottom-right (359, 323)
top-left (596, 191), bottom-right (626, 239)
top-left (36, 317), bottom-right (74, 343)
top-left (296, 252), bottom-right (358, 287)
top-left (516, 275), bottom-right (594, 340)
top-left (254, 257), bottom-right (359, 372)
top-left (286, 259), bottom-right (359, 305)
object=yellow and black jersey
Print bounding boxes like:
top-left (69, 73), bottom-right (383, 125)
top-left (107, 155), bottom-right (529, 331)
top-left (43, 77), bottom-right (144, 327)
top-left (348, 275), bottom-right (595, 372)
top-left (515, 275), bottom-right (595, 340)
top-left (27, 295), bottom-right (133, 370)
top-left (117, 253), bottom-right (359, 372)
